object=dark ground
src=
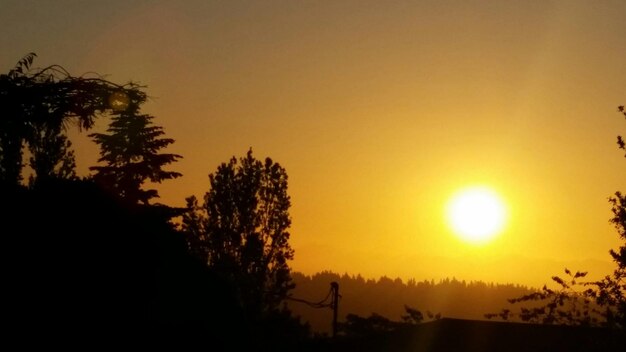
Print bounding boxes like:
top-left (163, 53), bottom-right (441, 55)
top-left (304, 318), bottom-right (626, 352)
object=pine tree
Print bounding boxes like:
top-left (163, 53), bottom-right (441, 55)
top-left (90, 103), bottom-right (182, 205)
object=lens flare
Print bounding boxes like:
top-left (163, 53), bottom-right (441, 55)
top-left (108, 91), bottom-right (130, 111)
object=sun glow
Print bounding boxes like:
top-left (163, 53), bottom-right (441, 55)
top-left (446, 187), bottom-right (507, 244)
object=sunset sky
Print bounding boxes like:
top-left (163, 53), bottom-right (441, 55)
top-left (2, 0), bottom-right (624, 288)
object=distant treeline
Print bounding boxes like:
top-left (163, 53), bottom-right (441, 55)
top-left (288, 271), bottom-right (534, 334)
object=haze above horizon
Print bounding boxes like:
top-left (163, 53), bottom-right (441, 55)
top-left (2, 0), bottom-right (624, 288)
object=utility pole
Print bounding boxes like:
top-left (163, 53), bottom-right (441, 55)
top-left (331, 281), bottom-right (339, 338)
top-left (283, 282), bottom-right (341, 337)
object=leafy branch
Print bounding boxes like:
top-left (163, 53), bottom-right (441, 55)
top-left (485, 269), bottom-right (602, 326)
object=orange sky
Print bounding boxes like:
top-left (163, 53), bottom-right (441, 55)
top-left (2, 0), bottom-right (625, 287)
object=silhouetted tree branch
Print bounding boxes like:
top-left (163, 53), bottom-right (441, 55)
top-left (486, 105), bottom-right (626, 329)
top-left (0, 53), bottom-right (146, 187)
top-left (585, 105), bottom-right (626, 328)
top-left (617, 105), bottom-right (625, 157)
top-left (340, 305), bottom-right (437, 337)
top-left (485, 269), bottom-right (601, 326)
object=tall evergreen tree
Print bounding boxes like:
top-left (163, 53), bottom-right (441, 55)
top-left (89, 102), bottom-right (182, 205)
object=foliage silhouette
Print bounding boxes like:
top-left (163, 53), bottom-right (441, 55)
top-left (290, 271), bottom-right (530, 334)
top-left (0, 53), bottom-right (145, 187)
top-left (402, 305), bottom-right (426, 324)
top-left (0, 55), bottom-right (247, 348)
top-left (182, 149), bottom-right (306, 345)
top-left (90, 104), bottom-right (182, 205)
top-left (340, 306), bottom-right (435, 337)
top-left (341, 313), bottom-right (403, 337)
top-left (27, 121), bottom-right (77, 185)
top-left (2, 179), bottom-right (244, 347)
top-left (587, 105), bottom-right (626, 327)
top-left (485, 269), bottom-right (601, 326)
top-left (486, 106), bottom-right (626, 329)
top-left (617, 105), bottom-right (625, 158)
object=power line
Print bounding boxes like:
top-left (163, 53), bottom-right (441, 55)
top-left (285, 285), bottom-right (334, 309)
top-left (284, 282), bottom-right (341, 338)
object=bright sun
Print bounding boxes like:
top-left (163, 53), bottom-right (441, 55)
top-left (446, 186), bottom-right (507, 244)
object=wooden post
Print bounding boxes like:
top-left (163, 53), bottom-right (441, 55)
top-left (331, 281), bottom-right (339, 338)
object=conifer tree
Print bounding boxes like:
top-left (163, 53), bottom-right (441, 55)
top-left (89, 101), bottom-right (181, 205)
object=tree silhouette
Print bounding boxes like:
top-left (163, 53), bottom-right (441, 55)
top-left (27, 122), bottom-right (77, 186)
top-left (486, 106), bottom-right (626, 329)
top-left (485, 269), bottom-right (601, 326)
top-left (341, 313), bottom-right (401, 337)
top-left (401, 305), bottom-right (425, 324)
top-left (182, 149), bottom-right (294, 319)
top-left (0, 53), bottom-right (145, 187)
top-left (89, 104), bottom-right (182, 205)
top-left (617, 105), bottom-right (625, 158)
top-left (587, 105), bottom-right (626, 328)
top-left (290, 271), bottom-right (524, 334)
top-left (0, 54), bottom-right (248, 347)
top-left (2, 178), bottom-right (247, 347)
top-left (341, 306), bottom-right (434, 337)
